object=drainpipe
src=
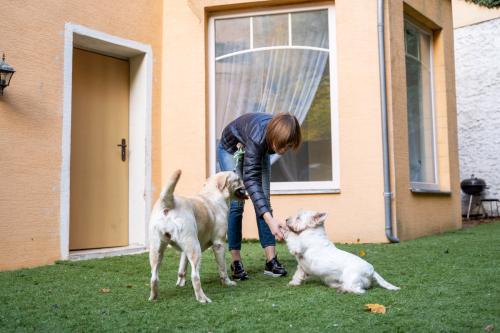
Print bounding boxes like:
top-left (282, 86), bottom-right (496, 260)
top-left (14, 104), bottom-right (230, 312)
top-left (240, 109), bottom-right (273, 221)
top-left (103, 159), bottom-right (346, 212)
top-left (377, 0), bottom-right (400, 243)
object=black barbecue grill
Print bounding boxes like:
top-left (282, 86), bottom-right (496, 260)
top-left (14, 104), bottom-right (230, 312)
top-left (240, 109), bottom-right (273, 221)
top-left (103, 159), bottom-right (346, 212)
top-left (461, 175), bottom-right (487, 218)
top-left (461, 175), bottom-right (487, 195)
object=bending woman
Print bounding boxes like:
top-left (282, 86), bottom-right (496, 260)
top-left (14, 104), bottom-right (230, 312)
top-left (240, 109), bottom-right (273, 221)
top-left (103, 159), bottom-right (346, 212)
top-left (217, 112), bottom-right (302, 280)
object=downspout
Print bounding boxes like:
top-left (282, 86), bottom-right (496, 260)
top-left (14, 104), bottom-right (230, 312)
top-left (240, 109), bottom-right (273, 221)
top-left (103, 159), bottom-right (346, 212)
top-left (377, 0), bottom-right (400, 243)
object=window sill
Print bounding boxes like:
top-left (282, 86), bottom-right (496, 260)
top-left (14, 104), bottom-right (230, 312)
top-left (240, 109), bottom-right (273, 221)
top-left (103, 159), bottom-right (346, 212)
top-left (271, 188), bottom-right (340, 195)
top-left (410, 188), bottom-right (452, 195)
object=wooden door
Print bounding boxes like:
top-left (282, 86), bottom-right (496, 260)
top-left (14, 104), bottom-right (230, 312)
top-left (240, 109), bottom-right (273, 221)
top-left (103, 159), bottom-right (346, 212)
top-left (70, 48), bottom-right (129, 250)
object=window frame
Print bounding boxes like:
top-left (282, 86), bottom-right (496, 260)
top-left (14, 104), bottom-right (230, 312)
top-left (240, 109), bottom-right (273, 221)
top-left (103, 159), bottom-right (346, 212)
top-left (404, 18), bottom-right (439, 191)
top-left (208, 4), bottom-right (340, 194)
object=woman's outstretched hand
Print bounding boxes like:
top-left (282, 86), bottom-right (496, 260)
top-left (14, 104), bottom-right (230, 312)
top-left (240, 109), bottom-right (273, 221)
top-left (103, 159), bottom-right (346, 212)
top-left (263, 212), bottom-right (286, 241)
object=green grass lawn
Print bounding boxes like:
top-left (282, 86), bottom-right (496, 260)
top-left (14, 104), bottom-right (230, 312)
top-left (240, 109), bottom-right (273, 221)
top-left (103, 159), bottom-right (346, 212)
top-left (1, 222), bottom-right (499, 333)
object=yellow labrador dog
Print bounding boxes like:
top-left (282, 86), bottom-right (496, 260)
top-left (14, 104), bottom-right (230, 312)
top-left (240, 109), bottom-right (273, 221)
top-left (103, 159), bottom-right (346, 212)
top-left (284, 210), bottom-right (400, 294)
top-left (148, 170), bottom-right (247, 303)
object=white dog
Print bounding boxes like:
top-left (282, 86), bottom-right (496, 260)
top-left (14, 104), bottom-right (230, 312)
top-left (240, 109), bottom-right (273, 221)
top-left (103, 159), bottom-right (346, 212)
top-left (148, 170), bottom-right (248, 303)
top-left (284, 210), bottom-right (400, 294)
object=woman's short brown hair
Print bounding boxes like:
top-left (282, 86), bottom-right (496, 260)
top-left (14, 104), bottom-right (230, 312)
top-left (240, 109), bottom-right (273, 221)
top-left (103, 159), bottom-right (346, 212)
top-left (266, 112), bottom-right (302, 152)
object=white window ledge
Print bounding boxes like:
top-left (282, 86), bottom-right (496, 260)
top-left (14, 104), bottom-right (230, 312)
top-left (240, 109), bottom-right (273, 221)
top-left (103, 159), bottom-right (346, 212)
top-left (271, 188), bottom-right (340, 195)
top-left (410, 188), bottom-right (452, 195)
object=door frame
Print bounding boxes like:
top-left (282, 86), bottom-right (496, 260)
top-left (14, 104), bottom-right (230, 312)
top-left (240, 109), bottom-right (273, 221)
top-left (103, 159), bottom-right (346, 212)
top-left (60, 23), bottom-right (153, 259)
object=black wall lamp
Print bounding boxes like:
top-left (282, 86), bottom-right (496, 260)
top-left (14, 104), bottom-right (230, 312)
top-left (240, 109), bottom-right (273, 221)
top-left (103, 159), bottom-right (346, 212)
top-left (0, 53), bottom-right (15, 96)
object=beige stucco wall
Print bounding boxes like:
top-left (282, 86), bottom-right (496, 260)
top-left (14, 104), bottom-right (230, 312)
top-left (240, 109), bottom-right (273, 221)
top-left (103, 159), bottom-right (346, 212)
top-left (385, 0), bottom-right (461, 240)
top-left (0, 1), bottom-right (163, 270)
top-left (452, 0), bottom-right (500, 28)
top-left (163, 0), bottom-right (389, 244)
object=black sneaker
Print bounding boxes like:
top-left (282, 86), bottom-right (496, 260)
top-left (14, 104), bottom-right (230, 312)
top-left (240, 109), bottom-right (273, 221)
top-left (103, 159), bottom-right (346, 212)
top-left (231, 260), bottom-right (249, 281)
top-left (264, 256), bottom-right (287, 277)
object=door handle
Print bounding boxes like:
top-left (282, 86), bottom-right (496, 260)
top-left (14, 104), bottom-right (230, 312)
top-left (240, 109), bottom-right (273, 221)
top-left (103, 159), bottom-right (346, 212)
top-left (117, 138), bottom-right (127, 162)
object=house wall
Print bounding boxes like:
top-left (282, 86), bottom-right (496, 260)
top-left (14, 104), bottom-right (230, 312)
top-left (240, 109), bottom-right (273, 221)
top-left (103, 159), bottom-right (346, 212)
top-left (0, 1), bottom-right (163, 270)
top-left (452, 0), bottom-right (500, 28)
top-left (455, 17), bottom-right (500, 214)
top-left (163, 0), bottom-right (389, 243)
top-left (385, 0), bottom-right (461, 240)
top-left (0, 0), bottom-right (460, 271)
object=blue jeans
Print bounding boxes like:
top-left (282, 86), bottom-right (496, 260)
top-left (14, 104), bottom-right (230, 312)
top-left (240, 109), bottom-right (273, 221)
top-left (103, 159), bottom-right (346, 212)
top-left (217, 143), bottom-right (275, 250)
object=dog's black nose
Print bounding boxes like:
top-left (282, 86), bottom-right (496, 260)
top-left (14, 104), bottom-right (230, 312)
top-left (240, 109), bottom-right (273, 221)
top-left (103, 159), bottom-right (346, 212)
top-left (235, 188), bottom-right (249, 200)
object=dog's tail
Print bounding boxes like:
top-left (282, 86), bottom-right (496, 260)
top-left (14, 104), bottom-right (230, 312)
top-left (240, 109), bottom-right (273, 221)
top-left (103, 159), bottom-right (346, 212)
top-left (373, 272), bottom-right (400, 291)
top-left (160, 169), bottom-right (182, 211)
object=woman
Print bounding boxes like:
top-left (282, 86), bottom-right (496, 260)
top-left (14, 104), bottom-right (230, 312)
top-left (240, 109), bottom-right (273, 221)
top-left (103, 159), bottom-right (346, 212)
top-left (217, 112), bottom-right (302, 280)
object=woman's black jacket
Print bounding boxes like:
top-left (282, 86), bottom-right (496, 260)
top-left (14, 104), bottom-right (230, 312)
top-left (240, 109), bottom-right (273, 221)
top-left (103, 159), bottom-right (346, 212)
top-left (220, 112), bottom-right (274, 217)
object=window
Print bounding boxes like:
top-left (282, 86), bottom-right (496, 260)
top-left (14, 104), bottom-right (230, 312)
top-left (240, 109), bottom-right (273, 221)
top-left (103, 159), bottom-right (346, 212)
top-left (209, 6), bottom-right (339, 193)
top-left (404, 19), bottom-right (438, 190)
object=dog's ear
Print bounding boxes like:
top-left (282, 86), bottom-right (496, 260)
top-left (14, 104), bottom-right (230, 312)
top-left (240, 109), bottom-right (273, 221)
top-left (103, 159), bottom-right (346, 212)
top-left (216, 173), bottom-right (229, 191)
top-left (308, 212), bottom-right (327, 228)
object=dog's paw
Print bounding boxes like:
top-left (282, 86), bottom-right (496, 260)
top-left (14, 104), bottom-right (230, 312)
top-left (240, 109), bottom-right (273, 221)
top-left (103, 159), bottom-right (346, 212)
top-left (225, 280), bottom-right (237, 287)
top-left (197, 295), bottom-right (212, 304)
top-left (222, 278), bottom-right (237, 287)
top-left (288, 280), bottom-right (301, 287)
top-left (176, 278), bottom-right (186, 287)
top-left (149, 283), bottom-right (159, 300)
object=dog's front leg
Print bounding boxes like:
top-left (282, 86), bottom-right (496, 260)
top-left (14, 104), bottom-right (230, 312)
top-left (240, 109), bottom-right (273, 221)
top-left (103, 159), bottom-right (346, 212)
top-left (176, 252), bottom-right (188, 287)
top-left (149, 238), bottom-right (167, 301)
top-left (212, 242), bottom-right (236, 286)
top-left (289, 264), bottom-right (307, 286)
top-left (185, 242), bottom-right (212, 303)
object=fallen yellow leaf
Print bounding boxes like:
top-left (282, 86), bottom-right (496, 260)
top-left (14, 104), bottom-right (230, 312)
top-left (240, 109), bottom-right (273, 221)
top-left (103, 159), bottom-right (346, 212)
top-left (358, 250), bottom-right (366, 257)
top-left (364, 304), bottom-right (386, 314)
top-left (99, 288), bottom-right (111, 293)
top-left (484, 324), bottom-right (494, 332)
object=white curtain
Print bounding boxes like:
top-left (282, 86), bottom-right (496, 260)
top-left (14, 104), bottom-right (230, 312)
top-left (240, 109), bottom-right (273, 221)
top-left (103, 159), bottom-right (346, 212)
top-left (216, 48), bottom-right (329, 165)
